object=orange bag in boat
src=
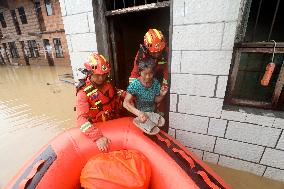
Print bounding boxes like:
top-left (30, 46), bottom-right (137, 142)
top-left (80, 150), bottom-right (151, 189)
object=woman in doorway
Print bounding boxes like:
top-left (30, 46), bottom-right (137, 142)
top-left (123, 58), bottom-right (168, 123)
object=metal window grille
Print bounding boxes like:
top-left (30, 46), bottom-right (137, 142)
top-left (0, 12), bottom-right (7, 28)
top-left (27, 40), bottom-right (39, 58)
top-left (53, 38), bottom-right (64, 58)
top-left (227, 0), bottom-right (284, 110)
top-left (8, 42), bottom-right (19, 58)
top-left (17, 7), bottom-right (28, 24)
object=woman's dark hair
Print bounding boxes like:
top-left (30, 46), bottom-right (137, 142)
top-left (138, 57), bottom-right (155, 73)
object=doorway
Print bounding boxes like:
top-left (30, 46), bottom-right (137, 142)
top-left (2, 43), bottom-right (11, 64)
top-left (93, 0), bottom-right (171, 89)
top-left (43, 39), bottom-right (54, 66)
top-left (20, 41), bottom-right (30, 65)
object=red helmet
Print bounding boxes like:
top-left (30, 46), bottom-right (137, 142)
top-left (144, 29), bottom-right (166, 53)
top-left (84, 53), bottom-right (111, 75)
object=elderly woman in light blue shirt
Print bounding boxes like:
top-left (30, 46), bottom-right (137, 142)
top-left (123, 57), bottom-right (168, 123)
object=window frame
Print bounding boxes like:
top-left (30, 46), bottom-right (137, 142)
top-left (8, 42), bottom-right (19, 58)
top-left (44, 0), bottom-right (54, 16)
top-left (27, 40), bottom-right (40, 58)
top-left (0, 12), bottom-right (7, 28)
top-left (225, 0), bottom-right (284, 110)
top-left (226, 42), bottom-right (284, 110)
top-left (53, 38), bottom-right (64, 58)
top-left (17, 6), bottom-right (28, 24)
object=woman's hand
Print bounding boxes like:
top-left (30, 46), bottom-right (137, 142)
top-left (160, 85), bottom-right (168, 96)
top-left (138, 111), bottom-right (148, 123)
top-left (96, 136), bottom-right (111, 152)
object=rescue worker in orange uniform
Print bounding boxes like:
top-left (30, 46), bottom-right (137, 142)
top-left (129, 28), bottom-right (168, 87)
top-left (76, 52), bottom-right (122, 152)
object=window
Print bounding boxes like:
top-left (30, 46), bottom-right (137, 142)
top-left (0, 12), bottom-right (7, 28)
top-left (226, 0), bottom-right (284, 110)
top-left (45, 0), bottom-right (53, 16)
top-left (10, 10), bottom-right (21, 35)
top-left (17, 7), bottom-right (28, 24)
top-left (27, 40), bottom-right (39, 58)
top-left (53, 38), bottom-right (64, 58)
top-left (8, 42), bottom-right (19, 58)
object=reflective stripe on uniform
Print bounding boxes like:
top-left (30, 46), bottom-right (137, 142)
top-left (157, 61), bottom-right (167, 65)
top-left (100, 55), bottom-right (107, 62)
top-left (163, 78), bottom-right (168, 85)
top-left (87, 89), bottom-right (98, 97)
top-left (83, 85), bottom-right (93, 92)
top-left (95, 100), bottom-right (102, 105)
top-left (145, 32), bottom-right (152, 44)
top-left (80, 121), bottom-right (92, 133)
top-left (153, 29), bottom-right (162, 39)
top-left (89, 56), bottom-right (97, 66)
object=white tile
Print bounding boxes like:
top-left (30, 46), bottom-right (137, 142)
top-left (170, 93), bottom-right (178, 112)
top-left (171, 74), bottom-right (216, 97)
top-left (215, 138), bottom-right (265, 162)
top-left (181, 51), bottom-right (232, 75)
top-left (172, 23), bottom-right (223, 50)
top-left (65, 0), bottom-right (93, 15)
top-left (222, 22), bottom-right (238, 50)
top-left (171, 51), bottom-right (181, 73)
top-left (203, 152), bottom-right (219, 164)
top-left (71, 33), bottom-right (97, 52)
top-left (176, 130), bottom-right (216, 151)
top-left (221, 110), bottom-right (247, 122)
top-left (63, 13), bottom-right (89, 34)
top-left (218, 156), bottom-right (266, 176)
top-left (273, 118), bottom-right (284, 129)
top-left (178, 95), bottom-right (223, 118)
top-left (187, 147), bottom-right (204, 160)
top-left (261, 148), bottom-right (284, 169)
top-left (169, 112), bottom-right (209, 134)
top-left (216, 76), bottom-right (228, 98)
top-left (245, 113), bottom-right (275, 127)
top-left (226, 121), bottom-right (282, 147)
top-left (88, 12), bottom-right (95, 33)
top-left (276, 132), bottom-right (284, 150)
top-left (264, 167), bottom-right (284, 182)
top-left (208, 118), bottom-right (227, 137)
top-left (183, 0), bottom-right (242, 24)
top-left (168, 127), bottom-right (176, 138)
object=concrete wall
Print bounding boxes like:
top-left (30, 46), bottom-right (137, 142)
top-left (60, 0), bottom-right (284, 181)
top-left (171, 0), bottom-right (284, 182)
top-left (59, 0), bottom-right (96, 81)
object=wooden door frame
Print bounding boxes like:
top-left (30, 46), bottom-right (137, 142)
top-left (92, 0), bottom-right (173, 132)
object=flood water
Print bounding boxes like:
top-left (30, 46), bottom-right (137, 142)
top-left (0, 65), bottom-right (283, 188)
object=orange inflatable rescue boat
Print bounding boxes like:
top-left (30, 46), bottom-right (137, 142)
top-left (5, 117), bottom-right (231, 189)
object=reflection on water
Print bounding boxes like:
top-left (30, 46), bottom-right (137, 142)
top-left (0, 65), bottom-right (75, 187)
top-left (0, 65), bottom-right (283, 188)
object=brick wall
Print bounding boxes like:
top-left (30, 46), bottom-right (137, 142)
top-left (0, 0), bottom-right (70, 66)
top-left (170, 0), bottom-right (284, 182)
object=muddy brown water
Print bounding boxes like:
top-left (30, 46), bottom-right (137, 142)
top-left (0, 65), bottom-right (283, 188)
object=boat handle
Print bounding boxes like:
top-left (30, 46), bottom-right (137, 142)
top-left (197, 170), bottom-right (221, 189)
top-left (18, 159), bottom-right (45, 189)
top-left (156, 134), bottom-right (171, 147)
top-left (172, 148), bottom-right (195, 169)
